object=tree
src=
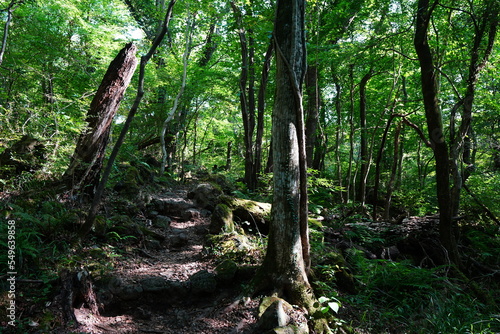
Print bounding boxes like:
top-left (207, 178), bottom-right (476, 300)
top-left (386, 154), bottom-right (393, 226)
top-left (62, 43), bottom-right (138, 194)
top-left (414, 0), bottom-right (460, 265)
top-left (254, 0), bottom-right (323, 327)
top-left (0, 0), bottom-right (26, 66)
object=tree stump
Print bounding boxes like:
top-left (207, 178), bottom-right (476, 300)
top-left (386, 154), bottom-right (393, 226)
top-left (60, 269), bottom-right (100, 324)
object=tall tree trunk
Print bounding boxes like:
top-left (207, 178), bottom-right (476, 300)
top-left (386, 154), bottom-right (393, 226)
top-left (254, 1), bottom-right (322, 321)
top-left (414, 0), bottom-right (459, 265)
top-left (450, 0), bottom-right (499, 217)
top-left (331, 76), bottom-right (345, 202)
top-left (357, 70), bottom-right (373, 204)
top-left (0, 0), bottom-right (23, 66)
top-left (231, 1), bottom-right (257, 191)
top-left (373, 114), bottom-right (395, 220)
top-left (384, 121), bottom-right (402, 220)
top-left (346, 65), bottom-right (355, 202)
top-left (81, 0), bottom-right (177, 237)
top-left (160, 13), bottom-right (192, 174)
top-left (255, 41), bottom-right (274, 181)
top-left (63, 43), bottom-right (138, 194)
top-left (305, 65), bottom-right (319, 168)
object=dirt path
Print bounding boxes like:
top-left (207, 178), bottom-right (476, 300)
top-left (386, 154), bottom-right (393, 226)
top-left (66, 187), bottom-right (260, 334)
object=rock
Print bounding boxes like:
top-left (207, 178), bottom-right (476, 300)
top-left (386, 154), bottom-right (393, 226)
top-left (115, 284), bottom-right (143, 301)
top-left (218, 195), bottom-right (272, 235)
top-left (187, 183), bottom-right (222, 210)
top-left (189, 270), bottom-right (217, 295)
top-left (183, 208), bottom-right (201, 221)
top-left (210, 203), bottom-right (234, 234)
top-left (215, 260), bottom-right (238, 282)
top-left (140, 278), bottom-right (188, 301)
top-left (154, 215), bottom-right (172, 228)
top-left (150, 197), bottom-right (194, 216)
top-left (0, 135), bottom-right (46, 176)
top-left (265, 326), bottom-right (307, 334)
top-left (258, 298), bottom-right (291, 331)
top-left (168, 230), bottom-right (189, 248)
top-left (259, 297), bottom-right (293, 317)
top-left (140, 277), bottom-right (167, 292)
top-left (145, 238), bottom-right (162, 250)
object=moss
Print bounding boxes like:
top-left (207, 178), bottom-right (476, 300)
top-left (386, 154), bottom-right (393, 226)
top-left (215, 259), bottom-right (238, 282)
top-left (211, 203), bottom-right (234, 234)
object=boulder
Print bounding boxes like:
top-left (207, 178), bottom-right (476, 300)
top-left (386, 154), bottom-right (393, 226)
top-left (189, 270), bottom-right (217, 295)
top-left (215, 259), bottom-right (238, 282)
top-left (211, 195), bottom-right (271, 235)
top-left (0, 135), bottom-right (46, 176)
top-left (150, 197), bottom-right (194, 216)
top-left (154, 215), bottom-right (172, 229)
top-left (210, 203), bottom-right (234, 234)
top-left (182, 208), bottom-right (201, 221)
top-left (257, 297), bottom-right (291, 331)
top-left (168, 230), bottom-right (189, 249)
top-left (187, 183), bottom-right (222, 210)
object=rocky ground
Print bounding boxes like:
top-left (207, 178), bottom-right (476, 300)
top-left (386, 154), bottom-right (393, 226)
top-left (61, 186), bottom-right (263, 334)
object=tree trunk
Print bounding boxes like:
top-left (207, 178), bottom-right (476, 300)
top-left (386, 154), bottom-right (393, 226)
top-left (0, 0), bottom-right (23, 66)
top-left (357, 70), bottom-right (373, 204)
top-left (373, 114), bottom-right (395, 220)
top-left (414, 0), bottom-right (460, 265)
top-left (384, 121), bottom-right (402, 220)
top-left (333, 77), bottom-right (345, 202)
top-left (255, 41), bottom-right (274, 181)
top-left (63, 43), bottom-right (138, 194)
top-left (305, 65), bottom-right (319, 168)
top-left (450, 0), bottom-right (499, 217)
top-left (160, 13), bottom-right (192, 174)
top-left (231, 1), bottom-right (256, 191)
top-left (346, 65), bottom-right (356, 202)
top-left (254, 0), bottom-right (319, 319)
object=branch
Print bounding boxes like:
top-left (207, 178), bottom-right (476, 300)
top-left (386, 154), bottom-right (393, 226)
top-left (393, 114), bottom-right (432, 148)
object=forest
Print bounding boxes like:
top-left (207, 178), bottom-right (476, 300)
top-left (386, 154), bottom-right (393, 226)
top-left (1, 0), bottom-right (499, 333)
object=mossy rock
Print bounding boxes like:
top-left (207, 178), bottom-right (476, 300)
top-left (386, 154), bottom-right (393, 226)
top-left (210, 203), bottom-right (234, 234)
top-left (217, 195), bottom-right (271, 235)
top-left (315, 251), bottom-right (358, 294)
top-left (215, 259), bottom-right (238, 282)
top-left (259, 296), bottom-right (293, 317)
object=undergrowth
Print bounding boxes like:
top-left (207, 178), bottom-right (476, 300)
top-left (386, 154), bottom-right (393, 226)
top-left (309, 212), bottom-right (500, 334)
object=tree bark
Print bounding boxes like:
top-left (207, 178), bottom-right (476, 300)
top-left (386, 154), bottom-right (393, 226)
top-left (357, 70), bottom-right (373, 204)
top-left (230, 1), bottom-right (256, 190)
top-left (305, 65), bottom-right (319, 168)
top-left (255, 41), bottom-right (274, 181)
top-left (63, 43), bottom-right (138, 195)
top-left (0, 0), bottom-right (24, 66)
top-left (160, 13), bottom-right (192, 174)
top-left (414, 0), bottom-right (460, 265)
top-left (254, 0), bottom-right (320, 321)
top-left (373, 114), bottom-right (395, 220)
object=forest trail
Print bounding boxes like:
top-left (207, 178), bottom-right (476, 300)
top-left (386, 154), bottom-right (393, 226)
top-left (64, 187), bottom-right (260, 334)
